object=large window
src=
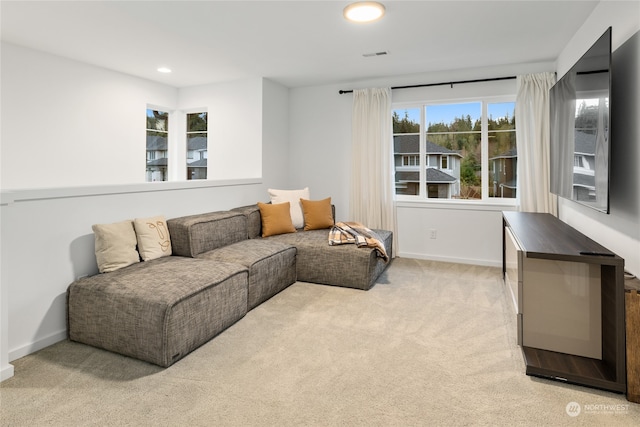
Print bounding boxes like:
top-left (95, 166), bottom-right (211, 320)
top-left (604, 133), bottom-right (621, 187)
top-left (186, 112), bottom-right (208, 180)
top-left (393, 99), bottom-right (516, 200)
top-left (146, 109), bottom-right (169, 182)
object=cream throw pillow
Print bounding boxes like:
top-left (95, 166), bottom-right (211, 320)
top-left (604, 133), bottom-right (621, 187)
top-left (268, 187), bottom-right (309, 229)
top-left (134, 215), bottom-right (172, 261)
top-left (92, 220), bottom-right (140, 273)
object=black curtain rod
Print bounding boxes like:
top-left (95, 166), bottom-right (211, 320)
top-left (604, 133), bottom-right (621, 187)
top-left (338, 75), bottom-right (517, 94)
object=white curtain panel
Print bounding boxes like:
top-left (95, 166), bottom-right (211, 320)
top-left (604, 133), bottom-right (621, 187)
top-left (350, 87), bottom-right (397, 256)
top-left (516, 72), bottom-right (558, 215)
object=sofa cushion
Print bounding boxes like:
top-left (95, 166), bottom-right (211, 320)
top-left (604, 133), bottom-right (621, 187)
top-left (167, 211), bottom-right (247, 257)
top-left (134, 215), bottom-right (172, 261)
top-left (268, 187), bottom-right (309, 229)
top-left (92, 220), bottom-right (140, 273)
top-left (301, 198), bottom-right (334, 231)
top-left (199, 239), bottom-right (297, 310)
top-left (257, 202), bottom-right (296, 237)
top-left (231, 205), bottom-right (262, 239)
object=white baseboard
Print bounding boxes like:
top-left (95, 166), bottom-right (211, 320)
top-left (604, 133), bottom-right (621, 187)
top-left (1, 363), bottom-right (15, 382)
top-left (397, 252), bottom-right (502, 268)
top-left (9, 329), bottom-right (67, 362)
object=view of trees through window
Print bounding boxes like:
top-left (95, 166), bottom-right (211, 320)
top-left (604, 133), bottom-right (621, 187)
top-left (187, 112), bottom-right (208, 180)
top-left (146, 109), bottom-right (169, 182)
top-left (145, 109), bottom-right (209, 182)
top-left (393, 100), bottom-right (516, 200)
top-left (575, 98), bottom-right (607, 136)
top-left (488, 102), bottom-right (517, 199)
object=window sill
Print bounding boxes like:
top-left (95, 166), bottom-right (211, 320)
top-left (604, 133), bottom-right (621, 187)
top-left (396, 198), bottom-right (519, 212)
top-left (1, 178), bottom-right (262, 205)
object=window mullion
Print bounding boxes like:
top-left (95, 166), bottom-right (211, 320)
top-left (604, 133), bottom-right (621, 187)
top-left (419, 106), bottom-right (426, 199)
top-left (171, 111), bottom-right (186, 182)
top-left (481, 102), bottom-right (489, 200)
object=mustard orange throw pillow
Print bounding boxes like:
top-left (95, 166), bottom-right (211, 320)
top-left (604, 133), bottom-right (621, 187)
top-left (301, 197), bottom-right (334, 231)
top-left (257, 202), bottom-right (297, 237)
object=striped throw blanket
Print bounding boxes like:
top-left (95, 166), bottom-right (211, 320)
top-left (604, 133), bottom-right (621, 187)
top-left (328, 221), bottom-right (389, 262)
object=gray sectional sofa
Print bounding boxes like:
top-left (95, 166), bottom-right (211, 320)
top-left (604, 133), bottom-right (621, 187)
top-left (67, 204), bottom-right (392, 368)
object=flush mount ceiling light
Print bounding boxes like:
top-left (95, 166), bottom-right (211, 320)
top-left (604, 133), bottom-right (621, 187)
top-left (343, 1), bottom-right (385, 23)
top-left (157, 67), bottom-right (172, 73)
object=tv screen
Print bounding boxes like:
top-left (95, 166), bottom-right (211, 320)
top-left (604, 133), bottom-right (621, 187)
top-left (549, 27), bottom-right (612, 213)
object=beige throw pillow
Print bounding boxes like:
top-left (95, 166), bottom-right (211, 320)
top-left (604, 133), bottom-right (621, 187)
top-left (268, 187), bottom-right (310, 229)
top-left (92, 220), bottom-right (140, 273)
top-left (134, 215), bottom-right (172, 261)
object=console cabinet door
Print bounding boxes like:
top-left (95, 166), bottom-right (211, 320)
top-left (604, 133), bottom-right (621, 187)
top-left (504, 226), bottom-right (522, 345)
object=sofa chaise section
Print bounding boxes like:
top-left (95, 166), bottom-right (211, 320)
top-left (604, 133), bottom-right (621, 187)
top-left (68, 256), bottom-right (248, 367)
top-left (263, 229), bottom-right (392, 290)
top-left (232, 204), bottom-right (392, 290)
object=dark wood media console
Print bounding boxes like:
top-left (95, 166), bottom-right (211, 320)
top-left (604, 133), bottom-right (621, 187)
top-left (502, 211), bottom-right (626, 393)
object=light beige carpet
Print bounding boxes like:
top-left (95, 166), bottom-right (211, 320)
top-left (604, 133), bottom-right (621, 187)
top-left (1, 258), bottom-right (638, 426)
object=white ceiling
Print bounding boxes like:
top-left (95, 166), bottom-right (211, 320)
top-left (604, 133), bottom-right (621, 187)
top-left (0, 0), bottom-right (600, 88)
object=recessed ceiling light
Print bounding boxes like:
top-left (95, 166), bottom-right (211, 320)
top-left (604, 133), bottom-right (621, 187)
top-left (157, 67), bottom-right (172, 73)
top-left (344, 1), bottom-right (385, 23)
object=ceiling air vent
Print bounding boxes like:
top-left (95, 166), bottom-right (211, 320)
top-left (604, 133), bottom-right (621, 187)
top-left (362, 51), bottom-right (388, 57)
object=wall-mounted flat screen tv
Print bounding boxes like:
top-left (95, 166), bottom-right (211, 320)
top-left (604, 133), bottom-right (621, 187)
top-left (549, 26), bottom-right (612, 214)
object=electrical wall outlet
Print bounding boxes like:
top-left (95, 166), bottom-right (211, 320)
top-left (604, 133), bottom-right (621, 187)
top-left (429, 229), bottom-right (437, 239)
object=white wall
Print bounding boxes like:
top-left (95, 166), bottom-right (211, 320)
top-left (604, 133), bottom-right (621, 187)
top-left (0, 42), bottom-right (178, 189)
top-left (262, 79), bottom-right (291, 188)
top-left (0, 46), bottom-right (290, 379)
top-left (0, 53), bottom-right (9, 378)
top-left (555, 1), bottom-right (640, 276)
top-left (396, 202), bottom-right (512, 266)
top-left (289, 62), bottom-right (553, 266)
top-left (288, 85), bottom-right (353, 220)
top-left (178, 78), bottom-right (263, 181)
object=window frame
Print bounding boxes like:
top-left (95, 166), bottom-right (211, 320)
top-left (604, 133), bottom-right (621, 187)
top-left (145, 106), bottom-right (211, 183)
top-left (145, 107), bottom-right (171, 182)
top-left (393, 95), bottom-right (518, 206)
top-left (185, 110), bottom-right (208, 181)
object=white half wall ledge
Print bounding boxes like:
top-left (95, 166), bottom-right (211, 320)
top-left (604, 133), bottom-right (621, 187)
top-left (395, 200), bottom-right (519, 212)
top-left (0, 178), bottom-right (262, 205)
